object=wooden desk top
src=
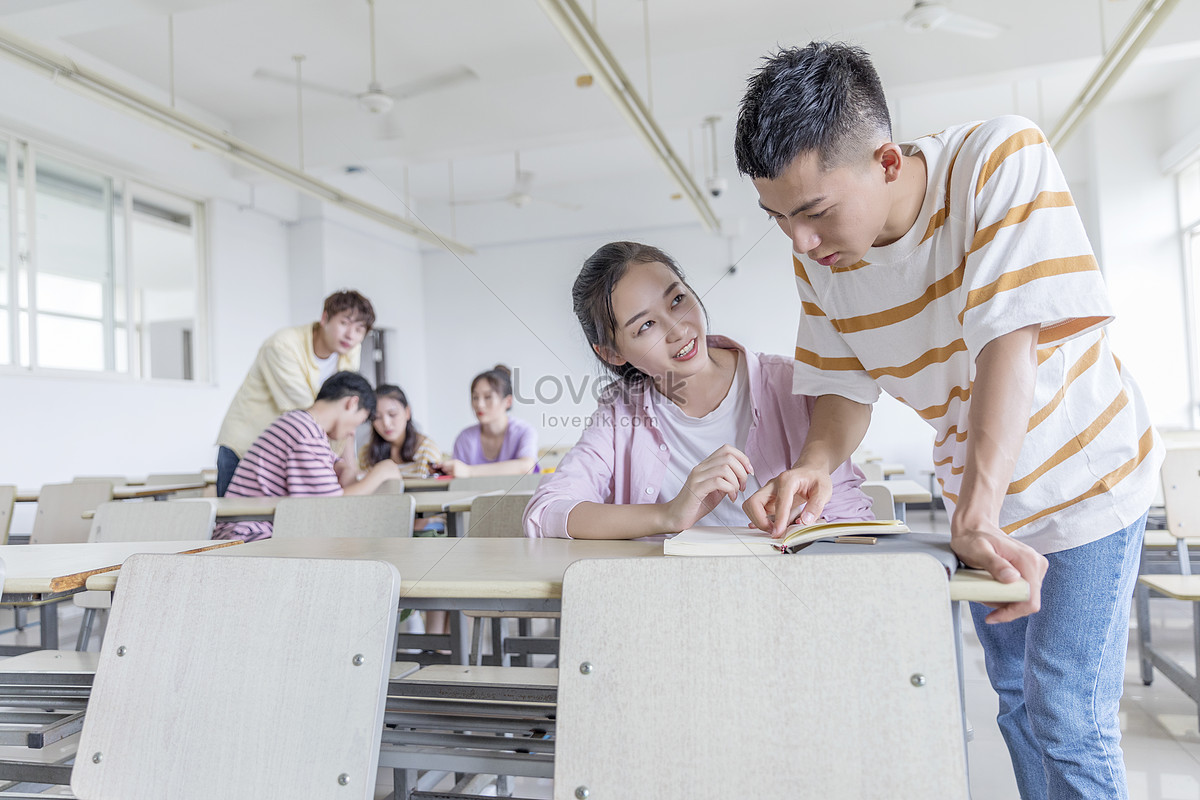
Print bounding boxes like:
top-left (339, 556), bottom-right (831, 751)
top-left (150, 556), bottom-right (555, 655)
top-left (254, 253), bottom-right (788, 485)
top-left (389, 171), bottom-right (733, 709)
top-left (403, 477), bottom-right (452, 491)
top-left (409, 490), bottom-right (483, 514)
top-left (17, 482), bottom-right (205, 503)
top-left (864, 479), bottom-right (931, 505)
top-left (1, 540), bottom-right (239, 595)
top-left (84, 537), bottom-right (1028, 604)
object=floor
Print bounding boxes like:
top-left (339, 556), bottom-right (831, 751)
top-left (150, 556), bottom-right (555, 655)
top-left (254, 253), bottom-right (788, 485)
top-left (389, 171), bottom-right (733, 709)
top-left (1, 512), bottom-right (1196, 799)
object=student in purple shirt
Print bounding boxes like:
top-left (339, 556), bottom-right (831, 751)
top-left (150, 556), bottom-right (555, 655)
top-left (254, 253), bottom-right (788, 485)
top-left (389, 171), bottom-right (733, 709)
top-left (524, 241), bottom-right (871, 540)
top-left (436, 364), bottom-right (540, 478)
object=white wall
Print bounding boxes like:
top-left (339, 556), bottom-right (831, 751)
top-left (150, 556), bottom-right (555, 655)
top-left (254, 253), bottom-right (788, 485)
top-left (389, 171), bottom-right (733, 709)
top-left (1060, 96), bottom-right (1191, 428)
top-left (0, 56), bottom-right (296, 494)
top-left (420, 172), bottom-right (937, 478)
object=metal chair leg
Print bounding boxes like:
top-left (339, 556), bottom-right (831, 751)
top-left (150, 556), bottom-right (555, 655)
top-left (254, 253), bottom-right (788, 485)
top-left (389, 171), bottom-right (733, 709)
top-left (76, 608), bottom-right (97, 652)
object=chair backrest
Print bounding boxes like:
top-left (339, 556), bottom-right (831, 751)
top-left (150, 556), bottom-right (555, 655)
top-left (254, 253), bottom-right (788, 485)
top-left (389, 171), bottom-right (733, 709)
top-left (555, 554), bottom-right (967, 798)
top-left (857, 461), bottom-right (885, 481)
top-left (32, 482), bottom-right (115, 545)
top-left (0, 485), bottom-right (14, 545)
top-left (374, 478), bottom-right (405, 495)
top-left (73, 476), bottom-right (126, 486)
top-left (1161, 446), bottom-right (1200, 540)
top-left (88, 501), bottom-right (216, 544)
top-left (860, 482), bottom-right (897, 521)
top-left (143, 473), bottom-right (205, 485)
top-left (466, 492), bottom-right (534, 538)
top-left (71, 553), bottom-right (400, 800)
top-left (448, 474), bottom-right (540, 494)
top-left (272, 494), bottom-right (416, 539)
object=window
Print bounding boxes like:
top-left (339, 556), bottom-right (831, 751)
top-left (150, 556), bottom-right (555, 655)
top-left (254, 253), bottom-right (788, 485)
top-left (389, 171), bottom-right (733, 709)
top-left (0, 135), bottom-right (205, 380)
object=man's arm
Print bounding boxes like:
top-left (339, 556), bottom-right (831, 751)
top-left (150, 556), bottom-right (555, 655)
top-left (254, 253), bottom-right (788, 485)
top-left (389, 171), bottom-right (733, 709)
top-left (952, 324), bottom-right (1048, 622)
top-left (743, 394), bottom-right (871, 536)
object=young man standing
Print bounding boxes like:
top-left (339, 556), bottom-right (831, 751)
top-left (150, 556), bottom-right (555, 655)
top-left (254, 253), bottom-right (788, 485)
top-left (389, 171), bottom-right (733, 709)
top-left (213, 371), bottom-right (401, 542)
top-left (216, 290), bottom-right (375, 496)
top-left (735, 42), bottom-right (1161, 799)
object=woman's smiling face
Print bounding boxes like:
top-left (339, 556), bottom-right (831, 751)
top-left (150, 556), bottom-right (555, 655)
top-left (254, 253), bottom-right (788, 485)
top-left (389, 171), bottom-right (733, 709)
top-left (602, 260), bottom-right (708, 382)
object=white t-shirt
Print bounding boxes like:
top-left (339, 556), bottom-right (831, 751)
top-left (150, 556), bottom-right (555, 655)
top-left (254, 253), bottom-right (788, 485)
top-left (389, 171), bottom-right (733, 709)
top-left (650, 352), bottom-right (761, 528)
top-left (315, 351), bottom-right (340, 386)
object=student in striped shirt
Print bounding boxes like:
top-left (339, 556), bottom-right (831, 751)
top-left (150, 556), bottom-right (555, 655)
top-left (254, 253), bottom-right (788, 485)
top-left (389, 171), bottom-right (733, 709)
top-left (734, 42), bottom-right (1161, 800)
top-left (214, 371), bottom-right (401, 542)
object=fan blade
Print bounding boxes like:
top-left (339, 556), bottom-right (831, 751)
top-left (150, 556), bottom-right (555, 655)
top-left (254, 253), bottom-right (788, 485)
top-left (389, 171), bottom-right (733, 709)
top-left (252, 68), bottom-right (359, 100)
top-left (938, 11), bottom-right (1003, 38)
top-left (384, 65), bottom-right (478, 100)
top-left (373, 111), bottom-right (404, 141)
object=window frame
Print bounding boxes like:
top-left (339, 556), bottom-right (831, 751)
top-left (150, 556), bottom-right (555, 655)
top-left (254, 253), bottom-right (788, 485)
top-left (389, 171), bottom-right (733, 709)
top-left (0, 127), bottom-right (209, 384)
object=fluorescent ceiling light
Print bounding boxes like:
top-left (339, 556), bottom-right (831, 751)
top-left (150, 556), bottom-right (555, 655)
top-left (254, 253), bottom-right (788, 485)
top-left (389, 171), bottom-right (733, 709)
top-left (0, 27), bottom-right (475, 256)
top-left (537, 0), bottom-right (721, 233)
top-left (1050, 0), bottom-right (1182, 149)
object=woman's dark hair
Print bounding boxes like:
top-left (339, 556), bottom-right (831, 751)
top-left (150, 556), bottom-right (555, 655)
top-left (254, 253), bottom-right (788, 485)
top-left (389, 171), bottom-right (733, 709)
top-left (365, 384), bottom-right (422, 466)
top-left (471, 364), bottom-right (513, 401)
top-left (572, 241), bottom-right (707, 385)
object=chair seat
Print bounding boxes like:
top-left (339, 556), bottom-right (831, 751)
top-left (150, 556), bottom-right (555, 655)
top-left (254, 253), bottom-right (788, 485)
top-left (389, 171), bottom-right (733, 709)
top-left (463, 610), bottom-right (561, 619)
top-left (400, 664), bottom-right (558, 689)
top-left (1143, 530), bottom-right (1200, 549)
top-left (1139, 574), bottom-right (1200, 601)
top-left (72, 590), bottom-right (112, 610)
top-left (390, 661), bottom-right (421, 680)
top-left (0, 650), bottom-right (99, 673)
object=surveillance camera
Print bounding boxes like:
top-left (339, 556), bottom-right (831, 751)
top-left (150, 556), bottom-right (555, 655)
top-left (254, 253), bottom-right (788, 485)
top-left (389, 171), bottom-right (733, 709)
top-left (706, 176), bottom-right (728, 198)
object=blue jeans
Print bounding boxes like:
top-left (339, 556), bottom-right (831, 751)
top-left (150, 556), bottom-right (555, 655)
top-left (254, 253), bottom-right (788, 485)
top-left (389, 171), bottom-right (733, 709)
top-left (970, 512), bottom-right (1147, 800)
top-left (216, 446), bottom-right (240, 498)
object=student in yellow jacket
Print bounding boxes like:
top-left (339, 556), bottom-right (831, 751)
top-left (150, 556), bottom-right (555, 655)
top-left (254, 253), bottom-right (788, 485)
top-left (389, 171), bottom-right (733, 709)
top-left (215, 290), bottom-right (376, 496)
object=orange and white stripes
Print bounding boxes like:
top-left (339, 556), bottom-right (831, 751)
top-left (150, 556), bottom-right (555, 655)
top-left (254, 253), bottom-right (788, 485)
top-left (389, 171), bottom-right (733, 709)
top-left (792, 115), bottom-right (1162, 554)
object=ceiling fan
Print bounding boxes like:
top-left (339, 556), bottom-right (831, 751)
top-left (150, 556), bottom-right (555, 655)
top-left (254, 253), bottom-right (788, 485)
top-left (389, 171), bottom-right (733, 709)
top-left (452, 153), bottom-right (582, 211)
top-left (867, 1), bottom-right (1004, 39)
top-left (252, 0), bottom-right (477, 119)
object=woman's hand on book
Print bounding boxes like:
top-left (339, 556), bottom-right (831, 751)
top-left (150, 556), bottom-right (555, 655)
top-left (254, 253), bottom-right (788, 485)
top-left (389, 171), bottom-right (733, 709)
top-left (951, 517), bottom-right (1047, 623)
top-left (743, 465), bottom-right (831, 538)
top-left (664, 445), bottom-right (753, 531)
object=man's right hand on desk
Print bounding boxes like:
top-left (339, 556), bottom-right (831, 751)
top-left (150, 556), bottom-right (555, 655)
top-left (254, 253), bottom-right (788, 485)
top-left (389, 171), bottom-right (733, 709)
top-left (951, 516), bottom-right (1046, 623)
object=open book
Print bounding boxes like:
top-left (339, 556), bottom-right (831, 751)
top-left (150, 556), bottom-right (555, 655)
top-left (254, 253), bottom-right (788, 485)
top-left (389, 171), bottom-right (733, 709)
top-left (663, 519), bottom-right (910, 556)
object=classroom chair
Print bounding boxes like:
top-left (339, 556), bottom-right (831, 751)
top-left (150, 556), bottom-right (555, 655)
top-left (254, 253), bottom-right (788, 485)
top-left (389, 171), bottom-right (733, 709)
top-left (69, 553), bottom-right (400, 800)
top-left (463, 492), bottom-right (557, 667)
top-left (554, 554), bottom-right (968, 798)
top-left (858, 460), bottom-right (886, 481)
top-left (0, 485), bottom-right (14, 545)
top-left (74, 500), bottom-right (218, 651)
top-left (448, 474), bottom-right (541, 495)
top-left (31, 482), bottom-right (114, 545)
top-left (271, 494), bottom-right (416, 538)
top-left (1136, 446), bottom-right (1200, 727)
top-left (861, 481), bottom-right (897, 521)
top-left (144, 472), bottom-right (207, 497)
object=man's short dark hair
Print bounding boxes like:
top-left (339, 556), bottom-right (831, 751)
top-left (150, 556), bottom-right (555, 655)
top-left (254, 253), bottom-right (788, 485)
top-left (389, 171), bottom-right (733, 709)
top-left (323, 290), bottom-right (376, 330)
top-left (735, 42), bottom-right (892, 179)
top-left (316, 371), bottom-right (377, 420)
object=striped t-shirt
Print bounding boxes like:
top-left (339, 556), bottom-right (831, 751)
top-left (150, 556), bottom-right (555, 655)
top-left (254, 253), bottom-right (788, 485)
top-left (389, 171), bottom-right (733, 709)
top-left (213, 409), bottom-right (343, 541)
top-left (791, 115), bottom-right (1162, 554)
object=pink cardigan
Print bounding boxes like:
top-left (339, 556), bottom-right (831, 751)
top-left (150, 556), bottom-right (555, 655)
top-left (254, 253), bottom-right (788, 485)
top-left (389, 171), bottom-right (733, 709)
top-left (523, 336), bottom-right (872, 538)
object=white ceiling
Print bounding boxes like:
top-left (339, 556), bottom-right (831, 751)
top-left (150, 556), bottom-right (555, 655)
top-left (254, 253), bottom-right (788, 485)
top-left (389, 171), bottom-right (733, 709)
top-left (3, 0), bottom-right (1198, 232)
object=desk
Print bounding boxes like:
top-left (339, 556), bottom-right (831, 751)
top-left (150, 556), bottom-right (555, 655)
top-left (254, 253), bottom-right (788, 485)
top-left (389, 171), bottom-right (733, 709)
top-left (89, 537), bottom-right (1026, 663)
top-left (863, 479), bottom-right (931, 522)
top-left (403, 477), bottom-right (452, 491)
top-left (0, 540), bottom-right (238, 652)
top-left (16, 482), bottom-right (206, 504)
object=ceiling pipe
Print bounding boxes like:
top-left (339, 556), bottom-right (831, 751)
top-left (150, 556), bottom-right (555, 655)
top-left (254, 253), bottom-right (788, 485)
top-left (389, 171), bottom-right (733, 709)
top-left (537, 0), bottom-right (721, 233)
top-left (1049, 0), bottom-right (1182, 149)
top-left (0, 26), bottom-right (475, 255)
